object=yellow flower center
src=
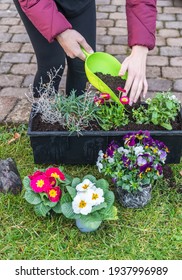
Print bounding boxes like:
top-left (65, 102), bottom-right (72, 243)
top-left (92, 193), bottom-right (99, 200)
top-left (82, 184), bottom-right (89, 190)
top-left (136, 135), bottom-right (143, 140)
top-left (51, 172), bottom-right (59, 179)
top-left (49, 189), bottom-right (57, 198)
top-left (79, 200), bottom-right (87, 208)
top-left (145, 167), bottom-right (151, 172)
top-left (36, 179), bottom-right (44, 188)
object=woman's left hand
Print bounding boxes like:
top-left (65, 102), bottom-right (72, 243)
top-left (119, 45), bottom-right (148, 105)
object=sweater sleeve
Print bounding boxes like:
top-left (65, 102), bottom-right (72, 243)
top-left (18, 0), bottom-right (72, 42)
top-left (126, 0), bottom-right (157, 50)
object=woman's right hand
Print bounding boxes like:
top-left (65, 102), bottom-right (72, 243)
top-left (56, 29), bottom-right (93, 60)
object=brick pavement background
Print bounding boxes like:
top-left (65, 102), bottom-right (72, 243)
top-left (0, 0), bottom-right (182, 123)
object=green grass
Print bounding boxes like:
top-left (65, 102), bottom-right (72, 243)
top-left (0, 125), bottom-right (181, 260)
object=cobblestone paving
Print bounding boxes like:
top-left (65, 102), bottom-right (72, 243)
top-left (0, 0), bottom-right (182, 123)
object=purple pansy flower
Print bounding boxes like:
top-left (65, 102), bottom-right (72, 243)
top-left (106, 141), bottom-right (119, 157)
top-left (156, 164), bottom-right (163, 175)
top-left (140, 162), bottom-right (153, 173)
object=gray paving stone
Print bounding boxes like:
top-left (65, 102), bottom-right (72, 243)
top-left (0, 42), bottom-right (21, 52)
top-left (5, 98), bottom-right (32, 124)
top-left (148, 78), bottom-right (172, 92)
top-left (0, 74), bottom-right (23, 87)
top-left (162, 67), bottom-right (182, 79)
top-left (1, 53), bottom-right (32, 63)
top-left (0, 62), bottom-right (11, 74)
top-left (0, 96), bottom-right (18, 123)
top-left (10, 63), bottom-right (37, 75)
top-left (0, 87), bottom-right (29, 99)
top-left (173, 79), bottom-right (182, 91)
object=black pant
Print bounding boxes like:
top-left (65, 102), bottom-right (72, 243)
top-left (13, 0), bottom-right (96, 97)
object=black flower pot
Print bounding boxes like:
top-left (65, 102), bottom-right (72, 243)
top-left (28, 108), bottom-right (182, 165)
top-left (116, 185), bottom-right (152, 208)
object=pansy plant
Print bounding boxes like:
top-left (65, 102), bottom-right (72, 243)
top-left (96, 130), bottom-right (169, 192)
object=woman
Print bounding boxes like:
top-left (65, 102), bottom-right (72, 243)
top-left (13, 0), bottom-right (157, 105)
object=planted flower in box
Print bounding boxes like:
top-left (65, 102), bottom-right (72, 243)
top-left (96, 130), bottom-right (169, 208)
top-left (61, 175), bottom-right (118, 232)
top-left (23, 166), bottom-right (71, 217)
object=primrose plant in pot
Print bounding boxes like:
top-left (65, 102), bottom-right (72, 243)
top-left (23, 166), bottom-right (70, 217)
top-left (96, 130), bottom-right (169, 208)
top-left (61, 175), bottom-right (118, 232)
top-left (27, 69), bottom-right (182, 165)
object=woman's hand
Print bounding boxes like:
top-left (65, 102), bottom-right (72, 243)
top-left (119, 45), bottom-right (148, 105)
top-left (56, 29), bottom-right (94, 60)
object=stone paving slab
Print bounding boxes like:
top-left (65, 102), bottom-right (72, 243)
top-left (0, 96), bottom-right (18, 123)
top-left (5, 98), bottom-right (32, 124)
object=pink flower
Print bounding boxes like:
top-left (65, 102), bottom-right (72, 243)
top-left (47, 186), bottom-right (62, 202)
top-left (45, 167), bottom-right (65, 181)
top-left (49, 177), bottom-right (56, 187)
top-left (100, 93), bottom-right (110, 100)
top-left (30, 175), bottom-right (51, 193)
top-left (117, 86), bottom-right (126, 93)
top-left (28, 170), bottom-right (44, 180)
top-left (120, 96), bottom-right (130, 105)
top-left (94, 96), bottom-right (104, 105)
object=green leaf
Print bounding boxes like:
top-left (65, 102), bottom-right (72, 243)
top-left (24, 191), bottom-right (42, 205)
top-left (34, 203), bottom-right (51, 217)
top-left (160, 122), bottom-right (172, 130)
top-left (43, 199), bottom-right (57, 208)
top-left (80, 212), bottom-right (102, 223)
top-left (61, 193), bottom-right (72, 204)
top-left (61, 202), bottom-right (79, 219)
top-left (82, 175), bottom-right (97, 183)
top-left (104, 190), bottom-right (115, 208)
top-left (52, 200), bottom-right (62, 213)
top-left (66, 185), bottom-right (77, 199)
top-left (91, 202), bottom-right (107, 213)
top-left (23, 176), bottom-right (31, 191)
top-left (71, 178), bottom-right (81, 188)
top-left (166, 100), bottom-right (173, 110)
top-left (95, 179), bottom-right (109, 190)
top-left (103, 206), bottom-right (118, 221)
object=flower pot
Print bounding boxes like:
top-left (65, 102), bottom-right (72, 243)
top-left (116, 184), bottom-right (152, 208)
top-left (75, 219), bottom-right (102, 232)
top-left (28, 108), bottom-right (182, 165)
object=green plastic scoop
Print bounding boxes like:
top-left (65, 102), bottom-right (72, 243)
top-left (82, 48), bottom-right (127, 105)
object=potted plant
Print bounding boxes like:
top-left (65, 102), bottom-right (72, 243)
top-left (27, 70), bottom-right (182, 165)
top-left (96, 130), bottom-right (169, 208)
top-left (23, 166), bottom-right (70, 217)
top-left (61, 175), bottom-right (118, 232)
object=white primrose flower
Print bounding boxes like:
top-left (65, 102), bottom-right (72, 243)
top-left (72, 193), bottom-right (93, 215)
top-left (76, 179), bottom-right (95, 192)
top-left (87, 188), bottom-right (104, 206)
top-left (134, 146), bottom-right (144, 156)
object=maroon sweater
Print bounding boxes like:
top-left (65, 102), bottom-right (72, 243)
top-left (18, 0), bottom-right (157, 50)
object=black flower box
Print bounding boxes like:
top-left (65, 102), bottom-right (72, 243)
top-left (28, 108), bottom-right (182, 165)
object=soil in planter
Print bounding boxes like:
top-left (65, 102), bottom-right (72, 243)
top-left (31, 105), bottom-right (182, 132)
top-left (94, 72), bottom-right (126, 95)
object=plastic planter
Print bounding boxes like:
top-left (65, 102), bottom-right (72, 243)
top-left (28, 109), bottom-right (182, 165)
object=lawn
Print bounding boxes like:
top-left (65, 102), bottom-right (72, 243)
top-left (0, 124), bottom-right (181, 260)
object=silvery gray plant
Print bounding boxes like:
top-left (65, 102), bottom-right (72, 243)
top-left (26, 68), bottom-right (99, 135)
